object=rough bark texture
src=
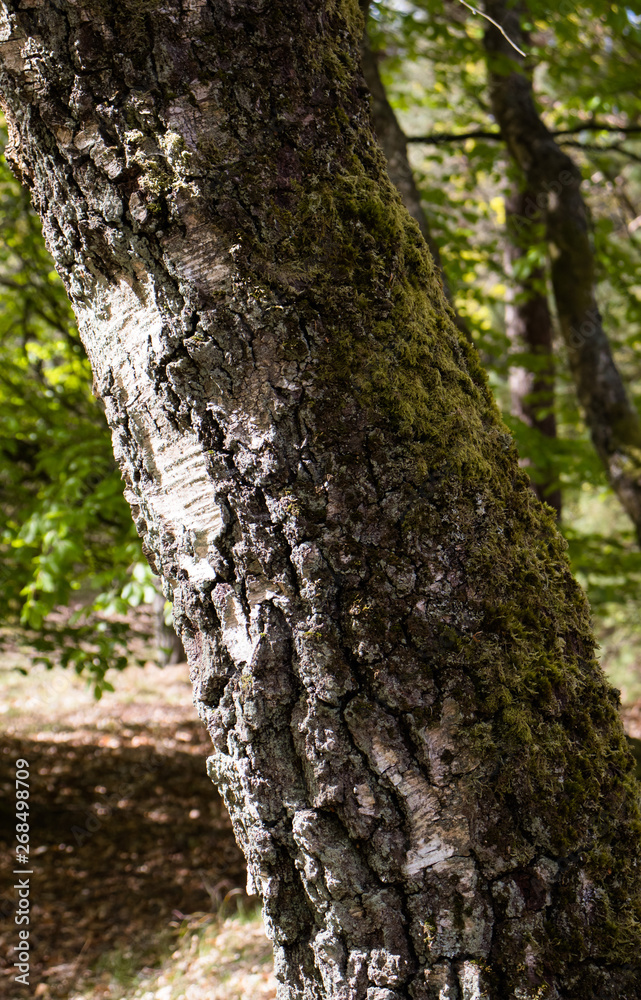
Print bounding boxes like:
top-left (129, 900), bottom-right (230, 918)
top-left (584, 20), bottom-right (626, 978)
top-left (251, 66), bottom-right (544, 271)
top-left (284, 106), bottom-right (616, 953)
top-left (483, 0), bottom-right (641, 541)
top-left (505, 185), bottom-right (561, 518)
top-left (0, 2), bottom-right (640, 998)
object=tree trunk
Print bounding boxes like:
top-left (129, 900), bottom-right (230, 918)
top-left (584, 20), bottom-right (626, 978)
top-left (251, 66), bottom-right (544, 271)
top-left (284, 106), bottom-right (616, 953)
top-left (153, 588), bottom-right (186, 665)
top-left (505, 185), bottom-right (561, 518)
top-left (1, 2), bottom-right (640, 997)
top-left (483, 0), bottom-right (641, 542)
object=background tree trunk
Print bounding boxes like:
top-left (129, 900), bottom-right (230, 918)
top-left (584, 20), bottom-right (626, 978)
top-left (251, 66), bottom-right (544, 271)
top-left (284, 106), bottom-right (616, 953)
top-left (505, 184), bottom-right (561, 518)
top-left (0, 2), bottom-right (640, 997)
top-left (483, 0), bottom-right (641, 542)
top-left (153, 588), bottom-right (186, 665)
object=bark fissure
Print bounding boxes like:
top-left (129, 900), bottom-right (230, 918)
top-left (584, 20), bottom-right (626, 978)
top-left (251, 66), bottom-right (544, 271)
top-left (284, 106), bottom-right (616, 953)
top-left (0, 2), bottom-right (640, 998)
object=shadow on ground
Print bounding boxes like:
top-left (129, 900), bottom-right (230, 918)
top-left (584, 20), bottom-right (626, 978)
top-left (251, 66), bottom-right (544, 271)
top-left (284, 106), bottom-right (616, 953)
top-left (0, 719), bottom-right (248, 999)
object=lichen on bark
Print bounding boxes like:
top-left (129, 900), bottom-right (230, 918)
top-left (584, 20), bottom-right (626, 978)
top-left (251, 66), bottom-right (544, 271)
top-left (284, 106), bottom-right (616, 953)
top-left (0, 1), bottom-right (640, 998)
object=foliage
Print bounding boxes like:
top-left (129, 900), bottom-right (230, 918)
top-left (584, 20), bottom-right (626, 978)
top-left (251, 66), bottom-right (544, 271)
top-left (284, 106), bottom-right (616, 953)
top-left (0, 129), bottom-right (151, 695)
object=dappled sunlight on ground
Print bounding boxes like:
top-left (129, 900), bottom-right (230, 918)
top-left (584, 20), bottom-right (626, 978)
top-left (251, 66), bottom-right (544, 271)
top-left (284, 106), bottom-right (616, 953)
top-left (0, 663), bottom-right (270, 999)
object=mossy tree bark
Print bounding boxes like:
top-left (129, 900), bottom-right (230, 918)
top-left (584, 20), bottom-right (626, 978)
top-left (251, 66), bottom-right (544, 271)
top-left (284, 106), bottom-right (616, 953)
top-left (0, 1), bottom-right (640, 998)
top-left (359, 26), bottom-right (446, 291)
top-left (483, 0), bottom-right (641, 542)
top-left (359, 10), bottom-right (470, 340)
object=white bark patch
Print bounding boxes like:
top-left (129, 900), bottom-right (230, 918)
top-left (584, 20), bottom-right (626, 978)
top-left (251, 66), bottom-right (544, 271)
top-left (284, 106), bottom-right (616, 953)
top-left (354, 783), bottom-right (377, 817)
top-left (77, 274), bottom-right (163, 397)
top-left (144, 434), bottom-right (223, 546)
top-left (161, 223), bottom-right (231, 290)
top-left (0, 7), bottom-right (13, 42)
top-left (246, 576), bottom-right (285, 609)
top-left (77, 275), bottom-right (223, 560)
top-left (406, 835), bottom-right (457, 875)
top-left (177, 554), bottom-right (217, 585)
top-left (459, 961), bottom-right (486, 1000)
top-left (211, 584), bottom-right (254, 666)
top-left (368, 736), bottom-right (463, 877)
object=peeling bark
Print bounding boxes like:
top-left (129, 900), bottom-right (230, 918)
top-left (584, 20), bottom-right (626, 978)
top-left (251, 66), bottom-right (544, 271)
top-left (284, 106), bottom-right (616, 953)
top-left (483, 0), bottom-right (641, 541)
top-left (505, 185), bottom-right (561, 518)
top-left (0, 2), bottom-right (640, 998)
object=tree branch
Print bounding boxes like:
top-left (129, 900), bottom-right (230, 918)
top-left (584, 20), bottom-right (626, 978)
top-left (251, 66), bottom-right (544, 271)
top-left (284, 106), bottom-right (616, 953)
top-left (558, 140), bottom-right (641, 164)
top-left (407, 122), bottom-right (641, 145)
top-left (456, 0), bottom-right (526, 55)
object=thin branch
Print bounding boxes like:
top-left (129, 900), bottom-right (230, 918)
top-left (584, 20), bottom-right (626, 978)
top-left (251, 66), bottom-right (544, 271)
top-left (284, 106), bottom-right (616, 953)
top-left (407, 122), bottom-right (641, 146)
top-left (455, 0), bottom-right (527, 57)
top-left (558, 140), bottom-right (641, 164)
top-left (407, 129), bottom-right (501, 144)
top-left (554, 123), bottom-right (641, 137)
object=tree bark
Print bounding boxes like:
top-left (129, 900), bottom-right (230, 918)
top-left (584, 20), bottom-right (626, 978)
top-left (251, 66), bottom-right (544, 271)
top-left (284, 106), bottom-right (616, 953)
top-left (505, 185), bottom-right (561, 518)
top-left (483, 0), bottom-right (641, 542)
top-left (0, 2), bottom-right (640, 998)
top-left (359, 34), bottom-right (445, 286)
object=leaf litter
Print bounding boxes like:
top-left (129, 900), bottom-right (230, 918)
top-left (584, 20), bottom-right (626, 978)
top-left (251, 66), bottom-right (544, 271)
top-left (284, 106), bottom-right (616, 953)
top-left (0, 662), bottom-right (276, 999)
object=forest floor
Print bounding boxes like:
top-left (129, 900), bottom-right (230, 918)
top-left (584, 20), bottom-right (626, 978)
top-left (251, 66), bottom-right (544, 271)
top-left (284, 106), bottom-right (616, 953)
top-left (0, 658), bottom-right (276, 1000)
top-left (2, 646), bottom-right (641, 1000)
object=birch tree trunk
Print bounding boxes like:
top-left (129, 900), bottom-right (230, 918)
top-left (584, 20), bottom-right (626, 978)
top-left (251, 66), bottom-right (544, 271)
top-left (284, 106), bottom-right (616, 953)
top-left (0, 2), bottom-right (640, 998)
